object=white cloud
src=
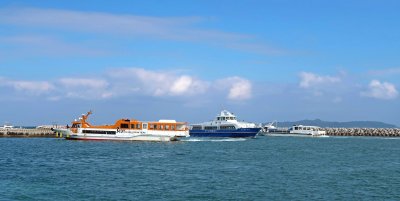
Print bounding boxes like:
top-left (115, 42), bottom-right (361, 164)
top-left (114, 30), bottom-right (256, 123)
top-left (0, 78), bottom-right (54, 95)
top-left (57, 78), bottom-right (111, 99)
top-left (170, 76), bottom-right (193, 95)
top-left (299, 72), bottom-right (341, 88)
top-left (0, 68), bottom-right (252, 101)
top-left (216, 77), bottom-right (252, 101)
top-left (109, 68), bottom-right (209, 97)
top-left (0, 35), bottom-right (110, 57)
top-left (0, 7), bottom-right (246, 42)
top-left (361, 80), bottom-right (398, 100)
top-left (0, 7), bottom-right (284, 56)
top-left (59, 78), bottom-right (109, 88)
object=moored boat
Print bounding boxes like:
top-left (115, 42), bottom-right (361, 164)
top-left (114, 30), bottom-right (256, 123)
top-left (53, 111), bottom-right (189, 142)
top-left (263, 124), bottom-right (327, 137)
top-left (189, 110), bottom-right (261, 138)
top-left (0, 123), bottom-right (14, 129)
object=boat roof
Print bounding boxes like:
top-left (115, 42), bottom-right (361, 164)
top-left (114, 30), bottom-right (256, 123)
top-left (218, 110), bottom-right (236, 118)
top-left (294, 125), bottom-right (321, 128)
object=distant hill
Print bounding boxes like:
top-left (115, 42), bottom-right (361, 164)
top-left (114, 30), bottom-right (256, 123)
top-left (271, 119), bottom-right (398, 128)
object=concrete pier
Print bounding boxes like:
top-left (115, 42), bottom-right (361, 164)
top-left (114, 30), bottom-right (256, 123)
top-left (323, 128), bottom-right (400, 137)
top-left (0, 128), bottom-right (56, 137)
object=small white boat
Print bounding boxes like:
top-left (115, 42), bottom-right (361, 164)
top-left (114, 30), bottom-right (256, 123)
top-left (263, 124), bottom-right (328, 137)
top-left (0, 123), bottom-right (14, 129)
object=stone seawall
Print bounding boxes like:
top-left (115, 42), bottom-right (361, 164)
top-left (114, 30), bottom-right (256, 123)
top-left (323, 128), bottom-right (400, 137)
top-left (0, 128), bottom-right (55, 137)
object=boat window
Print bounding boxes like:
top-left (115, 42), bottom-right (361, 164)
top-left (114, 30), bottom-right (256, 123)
top-left (136, 124), bottom-right (141, 129)
top-left (121, 123), bottom-right (129, 129)
top-left (294, 127), bottom-right (298, 130)
top-left (165, 125), bottom-right (170, 130)
top-left (220, 125), bottom-right (235, 130)
top-left (205, 126), bottom-right (218, 130)
top-left (131, 124), bottom-right (135, 129)
top-left (160, 125), bottom-right (164, 130)
top-left (192, 126), bottom-right (202, 130)
top-left (217, 117), bottom-right (220, 120)
top-left (82, 130), bottom-right (116, 135)
top-left (142, 123), bottom-right (147, 129)
top-left (171, 125), bottom-right (175, 130)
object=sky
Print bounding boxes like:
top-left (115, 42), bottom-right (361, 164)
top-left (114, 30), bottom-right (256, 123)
top-left (0, 0), bottom-right (399, 126)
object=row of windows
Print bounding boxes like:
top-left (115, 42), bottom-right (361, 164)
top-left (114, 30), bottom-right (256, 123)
top-left (148, 124), bottom-right (175, 130)
top-left (195, 126), bottom-right (236, 130)
top-left (217, 117), bottom-right (236, 121)
top-left (294, 127), bottom-right (319, 131)
top-left (120, 123), bottom-right (143, 129)
top-left (220, 126), bottom-right (236, 130)
top-left (82, 130), bottom-right (116, 135)
top-left (119, 123), bottom-right (179, 130)
top-left (204, 126), bottom-right (218, 130)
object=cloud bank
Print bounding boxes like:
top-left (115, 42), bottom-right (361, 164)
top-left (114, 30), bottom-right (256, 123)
top-left (299, 72), bottom-right (341, 89)
top-left (0, 77), bottom-right (54, 95)
top-left (0, 68), bottom-right (252, 102)
top-left (361, 80), bottom-right (398, 100)
top-left (0, 7), bottom-right (284, 56)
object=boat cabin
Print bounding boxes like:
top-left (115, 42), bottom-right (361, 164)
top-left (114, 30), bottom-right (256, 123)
top-left (215, 110), bottom-right (237, 121)
top-left (70, 111), bottom-right (187, 133)
top-left (291, 125), bottom-right (323, 131)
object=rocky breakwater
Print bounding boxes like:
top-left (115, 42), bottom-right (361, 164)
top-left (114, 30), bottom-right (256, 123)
top-left (0, 128), bottom-right (55, 137)
top-left (324, 128), bottom-right (400, 137)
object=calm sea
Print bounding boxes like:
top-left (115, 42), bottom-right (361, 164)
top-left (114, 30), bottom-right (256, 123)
top-left (0, 136), bottom-right (399, 200)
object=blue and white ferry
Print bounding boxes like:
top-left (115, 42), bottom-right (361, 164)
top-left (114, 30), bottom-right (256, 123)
top-left (189, 110), bottom-right (261, 138)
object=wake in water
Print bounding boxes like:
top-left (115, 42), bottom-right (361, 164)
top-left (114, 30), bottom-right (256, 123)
top-left (181, 138), bottom-right (247, 142)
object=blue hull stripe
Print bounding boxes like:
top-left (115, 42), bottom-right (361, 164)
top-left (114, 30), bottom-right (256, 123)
top-left (189, 128), bottom-right (260, 138)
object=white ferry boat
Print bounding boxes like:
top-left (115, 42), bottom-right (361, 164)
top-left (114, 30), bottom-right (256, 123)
top-left (0, 123), bottom-right (14, 129)
top-left (263, 124), bottom-right (327, 137)
top-left (189, 110), bottom-right (261, 138)
top-left (53, 111), bottom-right (189, 142)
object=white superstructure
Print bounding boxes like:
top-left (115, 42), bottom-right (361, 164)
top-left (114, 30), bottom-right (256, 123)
top-left (289, 125), bottom-right (327, 136)
top-left (0, 123), bottom-right (14, 129)
top-left (190, 110), bottom-right (258, 130)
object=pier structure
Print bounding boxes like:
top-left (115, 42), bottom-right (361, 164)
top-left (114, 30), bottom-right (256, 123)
top-left (323, 128), bottom-right (400, 137)
top-left (0, 128), bottom-right (55, 137)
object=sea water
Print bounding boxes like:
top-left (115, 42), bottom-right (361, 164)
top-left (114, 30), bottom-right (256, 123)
top-left (0, 136), bottom-right (399, 200)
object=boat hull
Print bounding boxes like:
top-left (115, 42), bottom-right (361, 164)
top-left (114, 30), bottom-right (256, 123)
top-left (65, 134), bottom-right (179, 142)
top-left (53, 128), bottom-right (183, 142)
top-left (189, 128), bottom-right (260, 138)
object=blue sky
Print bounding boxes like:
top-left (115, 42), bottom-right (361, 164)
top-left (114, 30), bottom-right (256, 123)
top-left (0, 0), bottom-right (399, 126)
